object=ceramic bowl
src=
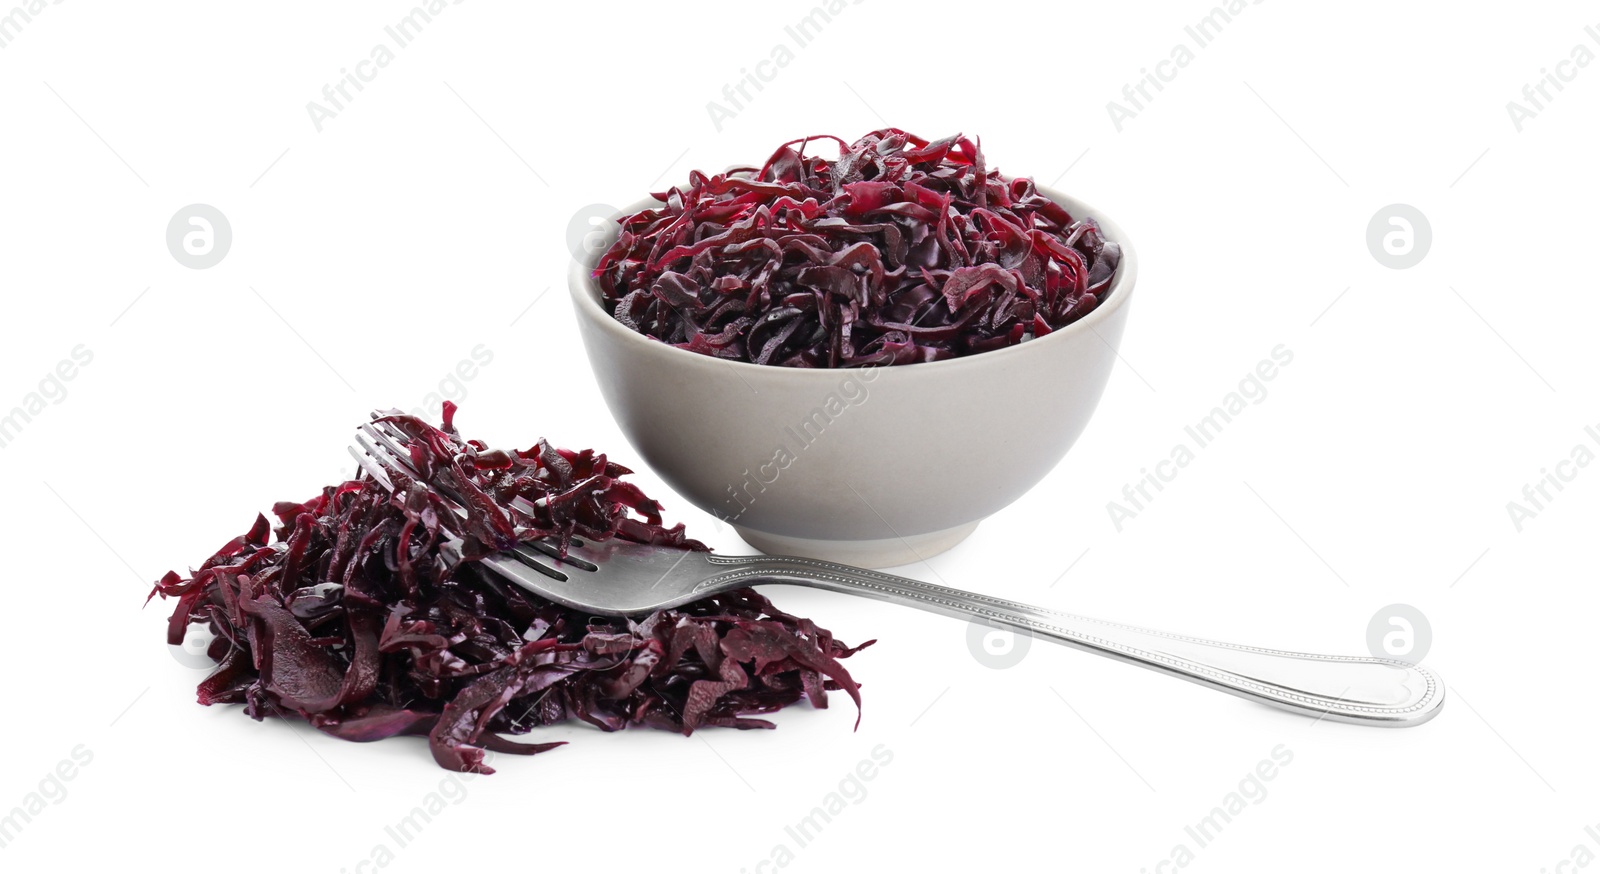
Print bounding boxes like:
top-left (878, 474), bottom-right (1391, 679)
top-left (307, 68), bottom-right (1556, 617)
top-left (568, 186), bottom-right (1136, 568)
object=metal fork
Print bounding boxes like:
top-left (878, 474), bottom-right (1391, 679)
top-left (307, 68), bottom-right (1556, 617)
top-left (350, 419), bottom-right (1444, 728)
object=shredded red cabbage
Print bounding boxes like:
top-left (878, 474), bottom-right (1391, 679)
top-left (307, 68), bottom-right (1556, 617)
top-left (152, 404), bottom-right (871, 774)
top-left (595, 128), bottom-right (1121, 366)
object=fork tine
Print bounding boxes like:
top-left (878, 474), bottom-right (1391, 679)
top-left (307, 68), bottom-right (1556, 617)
top-left (369, 418), bottom-right (432, 463)
top-left (505, 547), bottom-right (570, 581)
top-left (354, 413), bottom-right (593, 584)
top-left (364, 417), bottom-right (410, 450)
top-left (357, 425), bottom-right (479, 512)
top-left (369, 420), bottom-right (600, 573)
top-left (483, 552), bottom-right (568, 586)
top-left (359, 423), bottom-right (424, 479)
top-left (347, 444), bottom-right (394, 491)
top-left (355, 437), bottom-right (572, 584)
top-left (362, 424), bottom-right (488, 523)
top-left (521, 538), bottom-right (599, 572)
top-left (369, 420), bottom-right (465, 495)
top-left (368, 418), bottom-right (402, 440)
top-left (353, 430), bottom-right (416, 485)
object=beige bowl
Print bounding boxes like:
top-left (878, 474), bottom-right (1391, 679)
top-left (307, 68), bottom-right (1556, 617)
top-left (568, 187), bottom-right (1136, 568)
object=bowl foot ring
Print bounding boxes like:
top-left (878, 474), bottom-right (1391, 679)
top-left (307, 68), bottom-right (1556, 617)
top-left (731, 520), bottom-right (981, 569)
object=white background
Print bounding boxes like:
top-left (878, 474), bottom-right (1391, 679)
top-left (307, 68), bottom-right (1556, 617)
top-left (1, 1), bottom-right (1597, 871)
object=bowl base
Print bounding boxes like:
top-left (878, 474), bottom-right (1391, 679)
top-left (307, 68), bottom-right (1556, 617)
top-left (730, 520), bottom-right (980, 569)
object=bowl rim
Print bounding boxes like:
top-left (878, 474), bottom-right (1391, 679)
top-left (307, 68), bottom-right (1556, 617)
top-left (567, 182), bottom-right (1138, 378)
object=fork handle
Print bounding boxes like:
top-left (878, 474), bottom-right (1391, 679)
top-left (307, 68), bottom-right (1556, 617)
top-left (697, 554), bottom-right (1444, 727)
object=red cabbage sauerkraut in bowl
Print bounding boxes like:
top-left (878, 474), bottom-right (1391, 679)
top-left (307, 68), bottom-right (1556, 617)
top-left (594, 129), bottom-right (1120, 368)
top-left (568, 133), bottom-right (1136, 567)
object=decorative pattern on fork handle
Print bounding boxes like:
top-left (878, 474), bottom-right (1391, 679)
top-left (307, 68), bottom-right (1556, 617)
top-left (690, 554), bottom-right (1444, 726)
